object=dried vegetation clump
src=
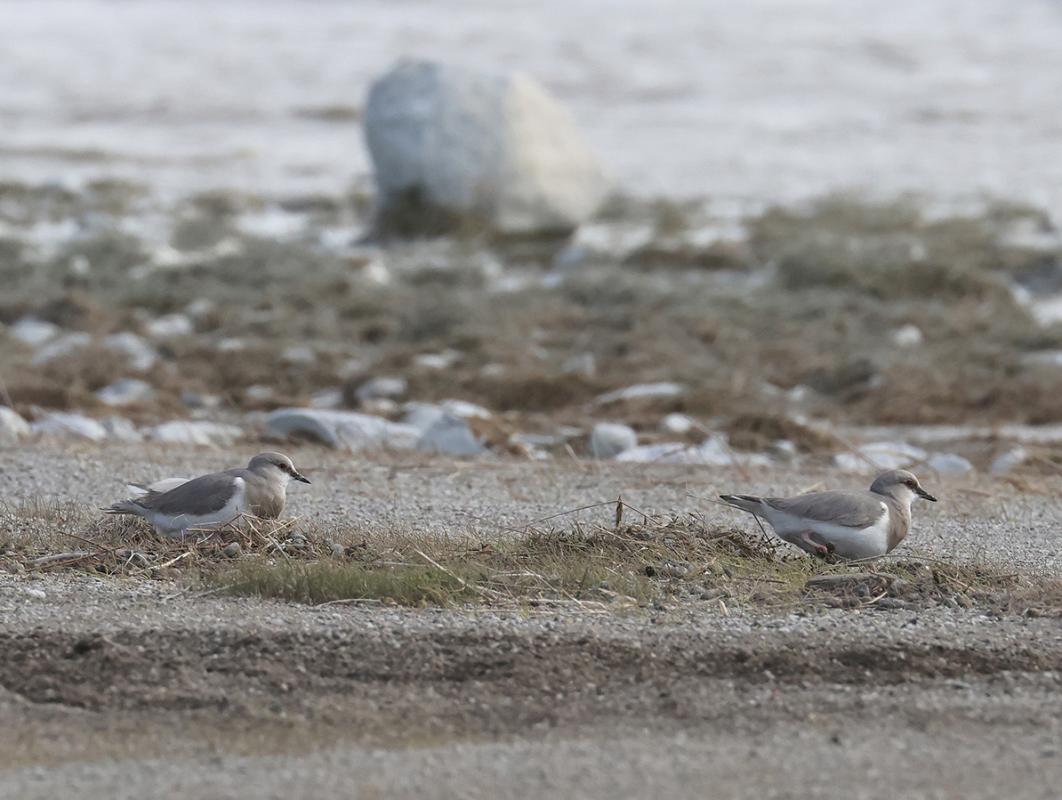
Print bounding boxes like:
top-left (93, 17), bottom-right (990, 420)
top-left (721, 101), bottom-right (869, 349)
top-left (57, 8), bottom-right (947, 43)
top-left (3, 497), bottom-right (1058, 617)
top-left (2, 185), bottom-right (1062, 432)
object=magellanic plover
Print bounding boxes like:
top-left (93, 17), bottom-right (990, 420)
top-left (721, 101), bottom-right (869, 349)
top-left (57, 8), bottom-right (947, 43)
top-left (720, 469), bottom-right (936, 560)
top-left (105, 451), bottom-right (310, 537)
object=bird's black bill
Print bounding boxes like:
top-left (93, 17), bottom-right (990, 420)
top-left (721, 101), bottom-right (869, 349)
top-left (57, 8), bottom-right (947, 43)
top-left (915, 486), bottom-right (936, 502)
top-left (294, 472), bottom-right (311, 484)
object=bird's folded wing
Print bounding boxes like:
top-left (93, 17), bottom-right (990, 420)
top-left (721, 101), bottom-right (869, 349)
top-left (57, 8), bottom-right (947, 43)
top-left (126, 477), bottom-right (189, 499)
top-left (136, 473), bottom-right (239, 516)
top-left (764, 491), bottom-right (886, 529)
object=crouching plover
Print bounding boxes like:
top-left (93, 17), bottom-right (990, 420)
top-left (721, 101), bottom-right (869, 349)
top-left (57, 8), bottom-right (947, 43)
top-left (720, 469), bottom-right (936, 560)
top-left (105, 451), bottom-right (310, 537)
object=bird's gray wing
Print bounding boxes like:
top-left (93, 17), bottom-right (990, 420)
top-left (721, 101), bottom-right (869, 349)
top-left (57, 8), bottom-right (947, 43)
top-left (764, 491), bottom-right (886, 529)
top-left (135, 472), bottom-right (240, 516)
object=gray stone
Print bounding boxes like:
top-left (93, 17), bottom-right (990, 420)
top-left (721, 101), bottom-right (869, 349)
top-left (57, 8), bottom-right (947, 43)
top-left (510, 432), bottom-right (564, 448)
top-left (417, 413), bottom-right (485, 457)
top-left (185, 298), bottom-right (215, 318)
top-left (926, 452), bottom-right (974, 475)
top-left (616, 435), bottom-right (774, 467)
top-left (660, 413), bottom-right (693, 435)
top-left (772, 439), bottom-right (799, 460)
top-left (874, 597), bottom-right (910, 610)
top-left (265, 408), bottom-right (420, 451)
top-left (337, 357), bottom-right (369, 380)
top-left (145, 313), bottom-right (194, 339)
top-left (355, 376), bottom-right (408, 403)
top-left (309, 388), bottom-right (344, 409)
top-left (562, 352), bottom-right (597, 378)
top-left (360, 398), bottom-right (399, 417)
top-left (100, 416), bottom-right (143, 442)
top-left (103, 332), bottom-right (158, 371)
top-left (402, 403), bottom-right (447, 433)
top-left (282, 345), bottom-right (316, 365)
top-left (0, 406), bottom-right (30, 444)
top-left (9, 317), bottom-right (59, 347)
top-left (834, 441), bottom-right (927, 473)
top-left (407, 400), bottom-right (491, 431)
top-left (96, 378), bottom-right (156, 407)
top-left (590, 422), bottom-right (637, 459)
top-left (244, 385), bottom-right (275, 402)
top-left (147, 420), bottom-right (244, 447)
top-left (413, 351), bottom-right (460, 370)
top-left (365, 59), bottom-right (608, 236)
top-left (991, 446), bottom-right (1028, 475)
top-left (891, 324), bottom-right (924, 348)
top-left (614, 442), bottom-right (696, 464)
top-left (216, 337), bottom-right (247, 352)
top-left (31, 332), bottom-right (91, 364)
top-left (32, 412), bottom-right (108, 442)
top-left (596, 383), bottom-right (685, 405)
top-left (181, 391), bottom-right (222, 410)
top-left (440, 399), bottom-right (492, 420)
top-left (658, 560), bottom-right (692, 579)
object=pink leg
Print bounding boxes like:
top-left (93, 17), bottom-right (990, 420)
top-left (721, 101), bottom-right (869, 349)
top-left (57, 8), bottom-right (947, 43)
top-left (800, 531), bottom-right (830, 556)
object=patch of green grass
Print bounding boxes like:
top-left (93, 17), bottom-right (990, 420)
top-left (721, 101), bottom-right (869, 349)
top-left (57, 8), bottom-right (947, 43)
top-left (6, 494), bottom-right (1060, 617)
top-left (219, 561), bottom-right (480, 606)
top-left (205, 509), bottom-right (1062, 614)
top-left (204, 512), bottom-right (979, 610)
top-left (212, 521), bottom-right (665, 607)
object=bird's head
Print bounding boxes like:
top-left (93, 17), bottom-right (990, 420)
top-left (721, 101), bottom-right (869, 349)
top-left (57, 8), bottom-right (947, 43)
top-left (248, 451), bottom-right (311, 484)
top-left (870, 469), bottom-right (935, 505)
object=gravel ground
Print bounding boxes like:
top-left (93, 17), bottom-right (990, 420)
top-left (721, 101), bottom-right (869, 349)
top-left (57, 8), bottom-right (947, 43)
top-left (1, 441), bottom-right (1061, 799)
top-left (4, 441), bottom-right (1061, 569)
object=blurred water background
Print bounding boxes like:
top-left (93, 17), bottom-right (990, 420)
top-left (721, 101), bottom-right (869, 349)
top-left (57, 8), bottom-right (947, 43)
top-left (2, 0), bottom-right (1060, 215)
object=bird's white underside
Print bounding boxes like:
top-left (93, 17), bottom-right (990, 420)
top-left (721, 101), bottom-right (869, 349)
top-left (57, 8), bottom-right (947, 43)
top-left (760, 500), bottom-right (892, 560)
top-left (145, 477), bottom-right (246, 537)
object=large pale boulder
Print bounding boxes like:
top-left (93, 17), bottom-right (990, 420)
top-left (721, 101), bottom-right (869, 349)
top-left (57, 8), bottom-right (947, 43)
top-left (364, 60), bottom-right (609, 236)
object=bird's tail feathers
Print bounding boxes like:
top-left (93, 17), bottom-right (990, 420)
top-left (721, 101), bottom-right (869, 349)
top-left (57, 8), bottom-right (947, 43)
top-left (103, 499), bottom-right (146, 516)
top-left (719, 494), bottom-right (765, 515)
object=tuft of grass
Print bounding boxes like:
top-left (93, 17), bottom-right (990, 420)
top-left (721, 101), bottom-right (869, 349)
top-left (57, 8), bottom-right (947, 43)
top-left (748, 195), bottom-right (1057, 301)
top-left (5, 495), bottom-right (1062, 616)
top-left (206, 509), bottom-right (1062, 614)
top-left (211, 516), bottom-right (677, 607)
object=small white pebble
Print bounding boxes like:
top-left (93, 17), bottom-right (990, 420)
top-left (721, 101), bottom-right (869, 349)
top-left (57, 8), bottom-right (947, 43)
top-left (661, 413), bottom-right (693, 435)
top-left (891, 324), bottom-right (924, 348)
